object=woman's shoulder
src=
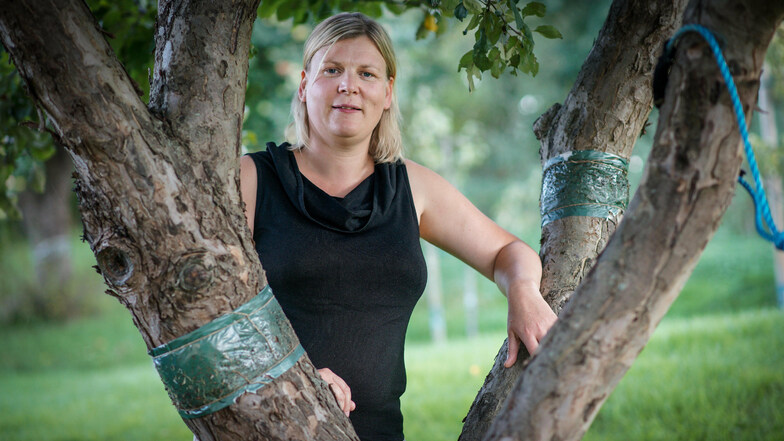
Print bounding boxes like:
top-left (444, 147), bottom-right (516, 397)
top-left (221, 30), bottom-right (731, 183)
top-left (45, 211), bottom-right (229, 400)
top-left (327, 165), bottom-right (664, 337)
top-left (403, 159), bottom-right (463, 218)
top-left (241, 142), bottom-right (289, 187)
top-left (244, 142), bottom-right (293, 170)
top-left (403, 159), bottom-right (450, 190)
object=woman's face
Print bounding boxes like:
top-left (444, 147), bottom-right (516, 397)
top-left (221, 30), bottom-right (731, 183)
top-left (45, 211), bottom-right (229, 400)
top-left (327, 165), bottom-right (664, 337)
top-left (299, 36), bottom-right (393, 150)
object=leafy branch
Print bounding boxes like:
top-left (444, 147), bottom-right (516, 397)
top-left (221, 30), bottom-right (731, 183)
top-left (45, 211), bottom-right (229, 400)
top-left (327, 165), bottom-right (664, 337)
top-left (256, 0), bottom-right (562, 91)
top-left (451, 0), bottom-right (561, 90)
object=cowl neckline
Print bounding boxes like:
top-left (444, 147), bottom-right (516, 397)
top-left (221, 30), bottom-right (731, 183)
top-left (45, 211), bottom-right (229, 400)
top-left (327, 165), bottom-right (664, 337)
top-left (266, 142), bottom-right (398, 233)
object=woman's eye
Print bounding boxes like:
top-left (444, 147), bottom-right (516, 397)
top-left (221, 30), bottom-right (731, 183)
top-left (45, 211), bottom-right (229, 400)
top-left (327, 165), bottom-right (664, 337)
top-left (324, 67), bottom-right (339, 75)
top-left (361, 72), bottom-right (375, 78)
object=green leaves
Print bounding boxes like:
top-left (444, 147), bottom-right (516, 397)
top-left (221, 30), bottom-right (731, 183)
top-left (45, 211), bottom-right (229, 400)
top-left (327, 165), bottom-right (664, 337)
top-left (257, 0), bottom-right (387, 24)
top-left (0, 0), bottom-right (156, 219)
top-left (0, 47), bottom-right (57, 220)
top-left (534, 25), bottom-right (562, 39)
top-left (521, 2), bottom-right (546, 17)
top-left (450, 0), bottom-right (558, 90)
top-left (255, 0), bottom-right (559, 91)
top-left (462, 0), bottom-right (484, 14)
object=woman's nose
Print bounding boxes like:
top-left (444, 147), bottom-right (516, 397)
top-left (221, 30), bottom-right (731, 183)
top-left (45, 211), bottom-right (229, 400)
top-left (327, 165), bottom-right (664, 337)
top-left (338, 73), bottom-right (358, 94)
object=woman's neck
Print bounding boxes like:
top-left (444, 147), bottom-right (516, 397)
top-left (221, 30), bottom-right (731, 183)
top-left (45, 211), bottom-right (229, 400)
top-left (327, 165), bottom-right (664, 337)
top-left (295, 141), bottom-right (375, 198)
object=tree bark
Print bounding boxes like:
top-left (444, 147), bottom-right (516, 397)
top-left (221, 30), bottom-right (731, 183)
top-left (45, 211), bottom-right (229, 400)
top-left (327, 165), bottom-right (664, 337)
top-left (482, 0), bottom-right (784, 439)
top-left (0, 1), bottom-right (357, 439)
top-left (459, 1), bottom-right (686, 439)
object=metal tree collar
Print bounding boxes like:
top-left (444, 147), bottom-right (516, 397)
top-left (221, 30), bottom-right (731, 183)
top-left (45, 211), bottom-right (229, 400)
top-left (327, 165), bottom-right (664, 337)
top-left (149, 285), bottom-right (304, 419)
top-left (540, 150), bottom-right (629, 226)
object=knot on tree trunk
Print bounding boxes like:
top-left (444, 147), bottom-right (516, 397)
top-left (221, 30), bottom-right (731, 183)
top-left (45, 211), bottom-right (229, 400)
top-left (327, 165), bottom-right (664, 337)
top-left (177, 253), bottom-right (215, 293)
top-left (96, 245), bottom-right (134, 286)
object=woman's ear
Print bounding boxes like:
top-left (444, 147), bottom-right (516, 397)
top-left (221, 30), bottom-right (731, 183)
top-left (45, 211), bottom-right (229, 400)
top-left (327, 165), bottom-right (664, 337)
top-left (384, 76), bottom-right (394, 109)
top-left (298, 70), bottom-right (307, 102)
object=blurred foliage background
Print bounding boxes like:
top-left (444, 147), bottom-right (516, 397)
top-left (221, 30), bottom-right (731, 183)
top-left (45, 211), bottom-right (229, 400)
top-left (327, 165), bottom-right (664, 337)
top-left (1, 1), bottom-right (783, 440)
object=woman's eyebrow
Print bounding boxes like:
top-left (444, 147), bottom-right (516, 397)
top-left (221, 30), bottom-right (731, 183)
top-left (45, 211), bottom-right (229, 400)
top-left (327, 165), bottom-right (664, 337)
top-left (321, 57), bottom-right (382, 70)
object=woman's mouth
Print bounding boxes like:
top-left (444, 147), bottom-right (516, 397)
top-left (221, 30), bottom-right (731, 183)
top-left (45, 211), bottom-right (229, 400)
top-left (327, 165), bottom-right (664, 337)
top-left (333, 104), bottom-right (361, 111)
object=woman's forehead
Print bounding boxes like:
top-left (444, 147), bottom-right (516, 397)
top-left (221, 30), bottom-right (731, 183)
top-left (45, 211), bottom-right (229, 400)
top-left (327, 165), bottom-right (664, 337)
top-left (311, 36), bottom-right (386, 69)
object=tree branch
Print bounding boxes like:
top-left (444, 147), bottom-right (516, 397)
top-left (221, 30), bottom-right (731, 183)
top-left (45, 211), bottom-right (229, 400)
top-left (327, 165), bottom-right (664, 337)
top-left (149, 0), bottom-right (259, 153)
top-left (483, 0), bottom-right (784, 439)
top-left (0, 2), bottom-right (359, 439)
top-left (459, 1), bottom-right (687, 438)
top-left (0, 0), bottom-right (151, 156)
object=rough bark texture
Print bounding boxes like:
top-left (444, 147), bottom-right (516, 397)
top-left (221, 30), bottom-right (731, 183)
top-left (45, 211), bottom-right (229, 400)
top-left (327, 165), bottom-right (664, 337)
top-left (482, 0), bottom-right (784, 439)
top-left (459, 1), bottom-right (686, 439)
top-left (0, 1), bottom-right (357, 439)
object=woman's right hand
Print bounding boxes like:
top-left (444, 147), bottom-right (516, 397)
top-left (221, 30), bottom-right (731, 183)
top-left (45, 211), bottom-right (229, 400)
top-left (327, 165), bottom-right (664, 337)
top-left (317, 368), bottom-right (355, 416)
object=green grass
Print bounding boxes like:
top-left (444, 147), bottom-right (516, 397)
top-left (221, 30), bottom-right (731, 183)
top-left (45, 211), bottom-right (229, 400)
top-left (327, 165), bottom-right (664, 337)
top-left (402, 310), bottom-right (784, 441)
top-left (402, 335), bottom-right (502, 440)
top-left (1, 226), bottom-right (782, 440)
top-left (585, 310), bottom-right (784, 441)
top-left (1, 365), bottom-right (190, 441)
top-left (1, 307), bottom-right (781, 440)
top-left (0, 309), bottom-right (148, 372)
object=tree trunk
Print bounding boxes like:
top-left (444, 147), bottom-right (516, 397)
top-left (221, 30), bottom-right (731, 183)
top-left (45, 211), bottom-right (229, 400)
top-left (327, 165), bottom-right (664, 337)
top-left (17, 145), bottom-right (75, 318)
top-left (459, 1), bottom-right (686, 438)
top-left (0, 1), bottom-right (357, 440)
top-left (758, 66), bottom-right (784, 309)
top-left (4, 0), bottom-right (782, 440)
top-left (482, 0), bottom-right (784, 439)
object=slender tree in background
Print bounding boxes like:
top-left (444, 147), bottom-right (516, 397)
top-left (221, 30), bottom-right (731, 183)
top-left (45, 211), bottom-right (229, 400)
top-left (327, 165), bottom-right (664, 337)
top-left (1, 1), bottom-right (782, 441)
top-left (16, 147), bottom-right (74, 317)
top-left (405, 90), bottom-right (487, 342)
top-left (758, 62), bottom-right (784, 309)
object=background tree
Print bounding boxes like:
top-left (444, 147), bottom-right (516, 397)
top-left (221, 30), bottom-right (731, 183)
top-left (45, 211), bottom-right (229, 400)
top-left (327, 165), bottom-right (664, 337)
top-left (754, 28), bottom-right (784, 309)
top-left (0, 0), bottom-right (156, 321)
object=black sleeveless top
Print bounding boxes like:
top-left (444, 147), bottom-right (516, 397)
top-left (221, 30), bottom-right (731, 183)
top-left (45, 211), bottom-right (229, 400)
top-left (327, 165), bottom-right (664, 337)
top-left (248, 143), bottom-right (427, 441)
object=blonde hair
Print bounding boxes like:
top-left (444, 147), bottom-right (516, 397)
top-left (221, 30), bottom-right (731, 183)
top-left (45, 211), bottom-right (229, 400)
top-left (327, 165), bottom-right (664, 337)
top-left (285, 12), bottom-right (403, 163)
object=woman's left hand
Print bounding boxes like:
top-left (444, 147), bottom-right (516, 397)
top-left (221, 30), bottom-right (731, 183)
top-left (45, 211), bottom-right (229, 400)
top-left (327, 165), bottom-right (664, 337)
top-left (504, 280), bottom-right (558, 367)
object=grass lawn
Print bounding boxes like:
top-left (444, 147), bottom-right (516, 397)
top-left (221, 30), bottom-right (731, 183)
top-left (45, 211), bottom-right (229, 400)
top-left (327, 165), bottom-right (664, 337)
top-left (1, 226), bottom-right (782, 440)
top-left (1, 307), bottom-right (781, 441)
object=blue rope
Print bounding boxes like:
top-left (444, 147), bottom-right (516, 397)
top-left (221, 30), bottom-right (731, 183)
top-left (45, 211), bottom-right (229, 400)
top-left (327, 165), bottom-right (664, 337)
top-left (667, 24), bottom-right (784, 250)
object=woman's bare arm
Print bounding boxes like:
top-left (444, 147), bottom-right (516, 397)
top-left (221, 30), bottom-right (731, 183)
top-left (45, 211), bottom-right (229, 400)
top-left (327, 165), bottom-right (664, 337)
top-left (240, 155), bottom-right (258, 234)
top-left (406, 159), bottom-right (556, 364)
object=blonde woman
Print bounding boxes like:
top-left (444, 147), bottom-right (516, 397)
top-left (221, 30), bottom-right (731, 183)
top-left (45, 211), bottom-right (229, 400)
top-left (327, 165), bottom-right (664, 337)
top-left (240, 12), bottom-right (556, 441)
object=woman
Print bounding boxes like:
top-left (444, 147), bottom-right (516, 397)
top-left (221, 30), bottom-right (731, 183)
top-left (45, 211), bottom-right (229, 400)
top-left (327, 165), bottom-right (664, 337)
top-left (240, 12), bottom-right (557, 441)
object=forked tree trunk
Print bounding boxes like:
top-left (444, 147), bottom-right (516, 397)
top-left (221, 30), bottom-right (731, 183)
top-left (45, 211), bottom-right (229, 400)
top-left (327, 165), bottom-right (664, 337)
top-left (459, 0), bottom-right (687, 438)
top-left (482, 0), bottom-right (784, 439)
top-left (0, 1), bottom-right (356, 440)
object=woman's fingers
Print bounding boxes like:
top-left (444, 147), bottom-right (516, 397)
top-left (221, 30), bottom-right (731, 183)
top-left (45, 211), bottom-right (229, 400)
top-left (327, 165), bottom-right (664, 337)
top-left (504, 331), bottom-right (520, 368)
top-left (317, 368), bottom-right (355, 416)
top-left (521, 331), bottom-right (540, 356)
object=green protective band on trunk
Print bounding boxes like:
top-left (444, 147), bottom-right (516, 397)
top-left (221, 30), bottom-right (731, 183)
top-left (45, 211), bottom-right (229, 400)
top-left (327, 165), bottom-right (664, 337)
top-left (149, 285), bottom-right (304, 419)
top-left (541, 150), bottom-right (629, 226)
